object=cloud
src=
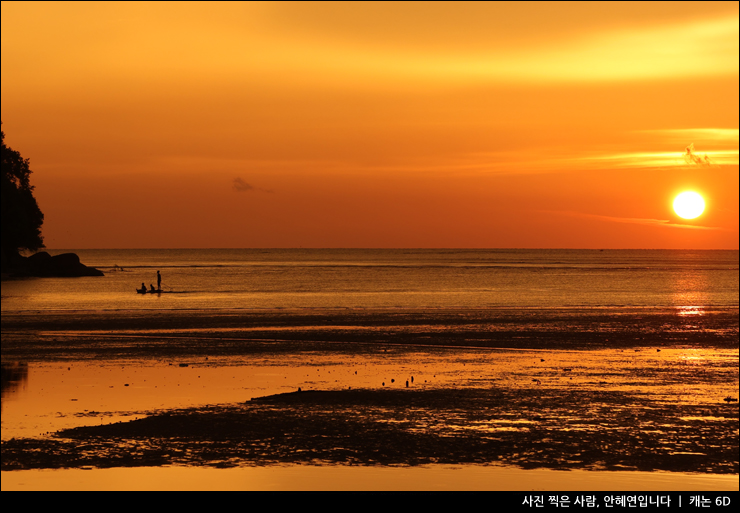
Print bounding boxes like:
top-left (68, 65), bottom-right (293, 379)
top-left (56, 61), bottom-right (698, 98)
top-left (233, 177), bottom-right (274, 193)
top-left (543, 210), bottom-right (722, 230)
top-left (644, 128), bottom-right (739, 144)
top-left (683, 143), bottom-right (712, 166)
top-left (233, 177), bottom-right (254, 191)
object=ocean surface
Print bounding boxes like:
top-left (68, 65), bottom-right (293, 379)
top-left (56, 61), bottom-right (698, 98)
top-left (1, 249), bottom-right (738, 312)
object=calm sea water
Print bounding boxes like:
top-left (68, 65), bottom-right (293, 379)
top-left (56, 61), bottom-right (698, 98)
top-left (1, 249), bottom-right (738, 312)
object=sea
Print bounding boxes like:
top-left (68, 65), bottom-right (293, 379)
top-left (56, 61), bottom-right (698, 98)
top-left (1, 249), bottom-right (738, 313)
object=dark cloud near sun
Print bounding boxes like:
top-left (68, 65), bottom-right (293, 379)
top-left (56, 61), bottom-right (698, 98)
top-left (233, 177), bottom-right (274, 193)
top-left (683, 143), bottom-right (712, 166)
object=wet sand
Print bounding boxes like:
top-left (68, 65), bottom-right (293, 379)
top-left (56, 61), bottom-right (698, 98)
top-left (2, 308), bottom-right (738, 489)
top-left (3, 307), bottom-right (738, 359)
top-left (5, 386), bottom-right (736, 473)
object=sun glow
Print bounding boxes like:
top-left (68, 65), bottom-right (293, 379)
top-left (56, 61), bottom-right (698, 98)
top-left (673, 191), bottom-right (706, 219)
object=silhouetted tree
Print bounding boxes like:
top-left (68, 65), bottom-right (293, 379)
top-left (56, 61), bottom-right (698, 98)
top-left (1, 124), bottom-right (44, 265)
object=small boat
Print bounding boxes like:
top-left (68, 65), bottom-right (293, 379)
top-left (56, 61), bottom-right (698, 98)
top-left (136, 288), bottom-right (162, 294)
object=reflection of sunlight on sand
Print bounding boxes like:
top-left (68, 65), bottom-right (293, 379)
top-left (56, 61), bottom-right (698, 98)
top-left (678, 349), bottom-right (706, 364)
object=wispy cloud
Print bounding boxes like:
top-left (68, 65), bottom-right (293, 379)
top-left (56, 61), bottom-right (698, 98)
top-left (566, 129), bottom-right (739, 171)
top-left (644, 128), bottom-right (739, 144)
top-left (233, 177), bottom-right (274, 193)
top-left (543, 210), bottom-right (723, 230)
top-left (574, 148), bottom-right (737, 170)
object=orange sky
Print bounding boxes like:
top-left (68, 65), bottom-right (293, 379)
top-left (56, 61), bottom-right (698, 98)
top-left (2, 1), bottom-right (738, 249)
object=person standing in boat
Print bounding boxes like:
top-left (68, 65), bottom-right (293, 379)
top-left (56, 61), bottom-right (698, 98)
top-left (157, 270), bottom-right (161, 291)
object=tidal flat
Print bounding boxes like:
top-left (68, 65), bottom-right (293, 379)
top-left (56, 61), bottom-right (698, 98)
top-left (2, 308), bottom-right (738, 489)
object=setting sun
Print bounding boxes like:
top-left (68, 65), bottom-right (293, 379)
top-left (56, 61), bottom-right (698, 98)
top-left (673, 191), bottom-right (706, 219)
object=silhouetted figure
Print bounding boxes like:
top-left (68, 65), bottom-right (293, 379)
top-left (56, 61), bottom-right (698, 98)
top-left (138, 283), bottom-right (146, 293)
top-left (157, 270), bottom-right (161, 291)
top-left (150, 284), bottom-right (156, 292)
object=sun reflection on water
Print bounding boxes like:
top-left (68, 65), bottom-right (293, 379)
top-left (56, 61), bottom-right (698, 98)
top-left (671, 270), bottom-right (709, 311)
top-left (675, 306), bottom-right (705, 316)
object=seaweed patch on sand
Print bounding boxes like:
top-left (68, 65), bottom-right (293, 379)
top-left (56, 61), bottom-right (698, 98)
top-left (3, 388), bottom-right (737, 472)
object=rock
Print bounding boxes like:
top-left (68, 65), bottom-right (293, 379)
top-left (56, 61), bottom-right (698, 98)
top-left (51, 252), bottom-right (80, 267)
top-left (27, 251), bottom-right (52, 265)
top-left (49, 253), bottom-right (103, 277)
top-left (9, 251), bottom-right (104, 277)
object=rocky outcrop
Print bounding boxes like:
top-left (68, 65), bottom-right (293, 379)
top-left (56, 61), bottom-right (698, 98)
top-left (7, 251), bottom-right (104, 277)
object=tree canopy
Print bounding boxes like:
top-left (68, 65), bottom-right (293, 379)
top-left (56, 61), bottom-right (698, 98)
top-left (1, 125), bottom-right (44, 262)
